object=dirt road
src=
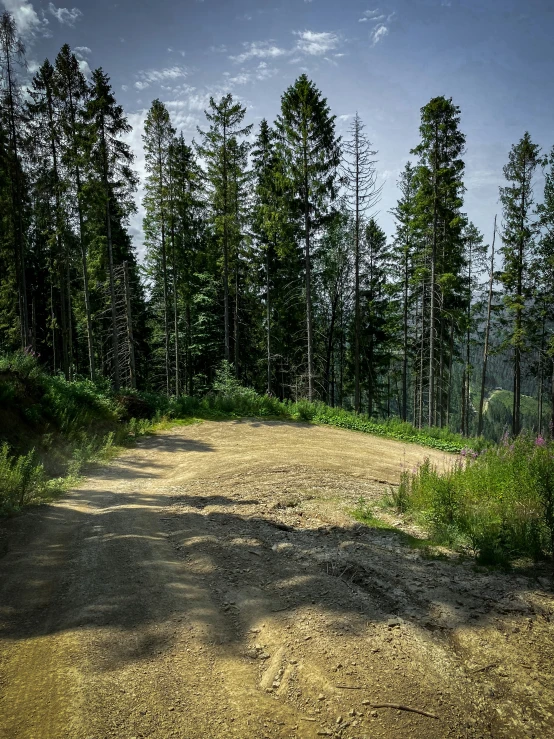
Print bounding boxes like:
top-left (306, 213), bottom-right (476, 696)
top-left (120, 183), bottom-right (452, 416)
top-left (1, 420), bottom-right (553, 739)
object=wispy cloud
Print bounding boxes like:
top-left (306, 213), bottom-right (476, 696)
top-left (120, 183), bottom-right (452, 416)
top-left (371, 24), bottom-right (389, 45)
top-left (223, 61), bottom-right (278, 86)
top-left (230, 41), bottom-right (288, 64)
top-left (230, 29), bottom-right (342, 68)
top-left (1, 0), bottom-right (48, 38)
top-left (48, 3), bottom-right (82, 26)
top-left (293, 30), bottom-right (339, 55)
top-left (134, 65), bottom-right (191, 91)
top-left (359, 9), bottom-right (386, 23)
top-left (74, 45), bottom-right (90, 57)
top-left (359, 7), bottom-right (395, 45)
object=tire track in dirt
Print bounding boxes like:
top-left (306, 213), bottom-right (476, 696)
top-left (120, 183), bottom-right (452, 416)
top-left (1, 420), bottom-right (553, 738)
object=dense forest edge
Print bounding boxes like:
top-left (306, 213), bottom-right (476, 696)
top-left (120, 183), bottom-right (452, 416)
top-left (1, 12), bottom-right (554, 566)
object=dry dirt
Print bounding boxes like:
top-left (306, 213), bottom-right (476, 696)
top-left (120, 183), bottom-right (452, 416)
top-left (1, 419), bottom-right (553, 739)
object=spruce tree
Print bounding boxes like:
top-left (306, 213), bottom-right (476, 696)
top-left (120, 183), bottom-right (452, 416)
top-left (54, 44), bottom-right (95, 379)
top-left (411, 96), bottom-right (466, 426)
top-left (196, 94), bottom-right (252, 365)
top-left (390, 162), bottom-right (419, 421)
top-left (0, 11), bottom-right (28, 347)
top-left (143, 99), bottom-right (176, 394)
top-left (499, 132), bottom-right (541, 435)
top-left (85, 68), bottom-right (137, 390)
top-left (276, 74), bottom-right (341, 400)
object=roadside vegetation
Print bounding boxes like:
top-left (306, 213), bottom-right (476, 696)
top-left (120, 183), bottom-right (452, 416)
top-left (4, 353), bottom-right (553, 569)
top-left (0, 354), bottom-right (473, 515)
top-left (380, 434), bottom-right (554, 566)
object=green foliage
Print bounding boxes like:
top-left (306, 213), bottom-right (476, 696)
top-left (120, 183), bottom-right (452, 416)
top-left (397, 434), bottom-right (554, 564)
top-left (0, 443), bottom-right (47, 513)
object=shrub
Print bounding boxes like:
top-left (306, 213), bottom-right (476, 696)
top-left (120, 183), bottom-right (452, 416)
top-left (397, 434), bottom-right (554, 564)
top-left (0, 443), bottom-right (47, 513)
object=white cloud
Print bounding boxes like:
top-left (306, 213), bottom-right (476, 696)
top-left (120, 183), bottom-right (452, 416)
top-left (1, 0), bottom-right (46, 38)
top-left (230, 40), bottom-right (288, 64)
top-left (210, 44), bottom-right (228, 53)
top-left (371, 24), bottom-right (389, 45)
top-left (121, 84), bottom-right (129, 92)
top-left (78, 58), bottom-right (90, 77)
top-left (224, 61), bottom-right (278, 87)
top-left (134, 65), bottom-right (190, 91)
top-left (74, 45), bottom-right (90, 58)
top-left (359, 9), bottom-right (386, 23)
top-left (293, 30), bottom-right (339, 55)
top-left (48, 3), bottom-right (82, 26)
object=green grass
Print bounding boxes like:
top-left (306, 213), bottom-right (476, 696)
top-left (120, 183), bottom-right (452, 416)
top-left (351, 495), bottom-right (448, 558)
top-left (394, 433), bottom-right (554, 565)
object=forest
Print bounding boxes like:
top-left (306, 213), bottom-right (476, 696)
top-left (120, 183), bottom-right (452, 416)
top-left (1, 10), bottom-right (554, 444)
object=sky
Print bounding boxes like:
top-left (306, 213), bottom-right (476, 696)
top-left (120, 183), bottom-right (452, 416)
top-left (4, 0), bottom-right (554, 257)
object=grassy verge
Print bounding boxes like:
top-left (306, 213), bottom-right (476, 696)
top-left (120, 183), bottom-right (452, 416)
top-left (391, 434), bottom-right (554, 566)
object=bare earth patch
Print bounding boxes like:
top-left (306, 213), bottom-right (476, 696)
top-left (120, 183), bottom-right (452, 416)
top-left (0, 419), bottom-right (553, 739)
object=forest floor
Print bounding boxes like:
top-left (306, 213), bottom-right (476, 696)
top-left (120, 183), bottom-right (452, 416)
top-left (0, 419), bottom-right (553, 739)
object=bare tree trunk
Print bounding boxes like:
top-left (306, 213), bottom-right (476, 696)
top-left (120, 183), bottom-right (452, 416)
top-left (304, 144), bottom-right (314, 401)
top-left (106, 197), bottom-right (120, 391)
top-left (478, 215), bottom-right (496, 436)
top-left (123, 260), bottom-right (136, 389)
top-left (446, 316), bottom-right (454, 430)
top-left (354, 123), bottom-right (361, 413)
top-left (266, 248), bottom-right (271, 395)
top-left (402, 244), bottom-right (409, 421)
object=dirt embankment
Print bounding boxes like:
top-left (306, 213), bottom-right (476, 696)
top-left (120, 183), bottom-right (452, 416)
top-left (0, 420), bottom-right (553, 739)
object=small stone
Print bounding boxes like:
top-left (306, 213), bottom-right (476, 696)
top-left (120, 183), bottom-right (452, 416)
top-left (258, 652), bottom-right (270, 660)
top-left (387, 617), bottom-right (402, 628)
top-left (317, 693), bottom-right (326, 701)
top-left (336, 715), bottom-right (342, 724)
top-left (168, 706), bottom-right (175, 712)
top-left (362, 700), bottom-right (371, 706)
top-left (371, 710), bottom-right (378, 717)
top-left (349, 709), bottom-right (355, 716)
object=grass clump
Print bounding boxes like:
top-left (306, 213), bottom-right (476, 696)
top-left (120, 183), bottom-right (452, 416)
top-left (396, 434), bottom-right (554, 565)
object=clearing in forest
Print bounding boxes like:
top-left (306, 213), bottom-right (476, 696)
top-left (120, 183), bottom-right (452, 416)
top-left (0, 420), bottom-right (553, 739)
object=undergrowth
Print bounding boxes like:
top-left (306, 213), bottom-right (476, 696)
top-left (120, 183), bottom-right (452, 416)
top-left (394, 433), bottom-right (554, 566)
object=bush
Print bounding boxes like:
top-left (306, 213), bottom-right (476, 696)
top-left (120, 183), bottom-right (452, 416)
top-left (397, 433), bottom-right (554, 564)
top-left (0, 443), bottom-right (47, 513)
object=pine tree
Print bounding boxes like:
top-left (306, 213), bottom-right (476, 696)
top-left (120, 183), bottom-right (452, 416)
top-left (499, 132), bottom-right (541, 436)
top-left (27, 59), bottom-right (75, 379)
top-left (54, 44), bottom-right (95, 379)
top-left (85, 68), bottom-right (137, 390)
top-left (143, 99), bottom-right (176, 394)
top-left (535, 146), bottom-right (554, 437)
top-left (360, 218), bottom-right (392, 417)
top-left (0, 11), bottom-right (28, 347)
top-left (460, 221), bottom-right (487, 435)
top-left (197, 94), bottom-right (252, 366)
top-left (390, 162), bottom-right (419, 421)
top-left (276, 75), bottom-right (341, 400)
top-left (411, 96), bottom-right (466, 426)
top-left (169, 132), bottom-right (204, 395)
top-left (341, 113), bottom-right (381, 412)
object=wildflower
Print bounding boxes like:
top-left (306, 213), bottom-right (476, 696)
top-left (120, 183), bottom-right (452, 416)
top-left (535, 435), bottom-right (546, 447)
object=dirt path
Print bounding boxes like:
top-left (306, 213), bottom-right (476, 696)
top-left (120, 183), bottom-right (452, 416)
top-left (1, 420), bottom-right (553, 739)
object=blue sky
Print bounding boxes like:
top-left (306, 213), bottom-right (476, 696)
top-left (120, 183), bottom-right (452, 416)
top-left (4, 0), bottom-right (554, 255)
